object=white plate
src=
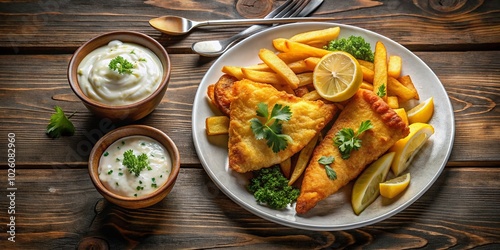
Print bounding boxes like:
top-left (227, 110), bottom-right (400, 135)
top-left (192, 23), bottom-right (455, 231)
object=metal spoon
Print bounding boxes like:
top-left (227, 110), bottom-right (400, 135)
top-left (149, 15), bottom-right (330, 36)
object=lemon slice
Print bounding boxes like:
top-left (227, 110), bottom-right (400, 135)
top-left (407, 97), bottom-right (434, 124)
top-left (313, 51), bottom-right (363, 102)
top-left (380, 173), bottom-right (411, 199)
top-left (352, 152), bottom-right (395, 215)
top-left (389, 123), bottom-right (434, 176)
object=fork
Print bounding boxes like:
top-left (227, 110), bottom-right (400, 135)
top-left (191, 0), bottom-right (322, 57)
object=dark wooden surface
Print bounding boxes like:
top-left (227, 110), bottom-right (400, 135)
top-left (0, 0), bottom-right (499, 249)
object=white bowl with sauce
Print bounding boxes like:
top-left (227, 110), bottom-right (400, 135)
top-left (88, 125), bottom-right (180, 209)
top-left (68, 31), bottom-right (171, 122)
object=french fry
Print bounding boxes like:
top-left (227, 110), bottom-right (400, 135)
top-left (241, 68), bottom-right (282, 85)
top-left (244, 63), bottom-right (273, 72)
top-left (287, 60), bottom-right (309, 74)
top-left (373, 41), bottom-right (388, 100)
top-left (205, 116), bottom-right (230, 135)
top-left (297, 72), bottom-right (313, 87)
top-left (398, 75), bottom-right (419, 100)
top-left (277, 51), bottom-right (313, 63)
top-left (387, 96), bottom-right (399, 109)
top-left (304, 57), bottom-right (321, 71)
top-left (245, 60), bottom-right (308, 74)
top-left (289, 27), bottom-right (340, 47)
top-left (387, 76), bottom-right (417, 103)
top-left (284, 40), bottom-right (332, 58)
top-left (301, 90), bottom-right (322, 101)
top-left (289, 133), bottom-right (319, 185)
top-left (259, 48), bottom-right (300, 89)
top-left (360, 65), bottom-right (374, 84)
top-left (388, 55), bottom-right (402, 78)
top-left (221, 66), bottom-right (244, 80)
top-left (357, 59), bottom-right (374, 70)
top-left (360, 81), bottom-right (374, 91)
top-left (272, 38), bottom-right (288, 52)
top-left (280, 158), bottom-right (292, 179)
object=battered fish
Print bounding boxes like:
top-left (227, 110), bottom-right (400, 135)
top-left (296, 89), bottom-right (410, 214)
top-left (228, 79), bottom-right (337, 173)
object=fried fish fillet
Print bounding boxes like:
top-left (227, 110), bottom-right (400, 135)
top-left (229, 79), bottom-right (337, 173)
top-left (296, 89), bottom-right (410, 214)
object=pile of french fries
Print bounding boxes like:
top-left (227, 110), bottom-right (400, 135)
top-left (205, 26), bottom-right (422, 185)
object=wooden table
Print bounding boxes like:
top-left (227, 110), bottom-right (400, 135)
top-left (1, 0), bottom-right (499, 249)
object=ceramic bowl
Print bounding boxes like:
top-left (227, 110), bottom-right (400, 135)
top-left (68, 31), bottom-right (171, 122)
top-left (88, 125), bottom-right (180, 209)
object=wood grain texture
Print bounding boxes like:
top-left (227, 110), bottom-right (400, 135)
top-left (0, 52), bottom-right (498, 167)
top-left (0, 0), bottom-right (498, 53)
top-left (0, 1), bottom-right (499, 248)
top-left (0, 168), bottom-right (498, 249)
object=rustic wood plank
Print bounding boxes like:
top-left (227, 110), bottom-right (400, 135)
top-left (0, 167), bottom-right (498, 249)
top-left (0, 0), bottom-right (498, 53)
top-left (0, 51), bottom-right (499, 166)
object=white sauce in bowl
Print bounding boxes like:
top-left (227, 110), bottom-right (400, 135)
top-left (78, 40), bottom-right (163, 106)
top-left (98, 135), bottom-right (171, 197)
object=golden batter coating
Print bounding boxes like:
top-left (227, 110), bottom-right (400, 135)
top-left (296, 89), bottom-right (409, 214)
top-left (228, 79), bottom-right (337, 173)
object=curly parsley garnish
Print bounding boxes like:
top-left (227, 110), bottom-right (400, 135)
top-left (334, 120), bottom-right (373, 159)
top-left (318, 156), bottom-right (337, 180)
top-left (324, 35), bottom-right (374, 62)
top-left (250, 103), bottom-right (293, 153)
top-left (122, 149), bottom-right (151, 177)
top-left (46, 106), bottom-right (75, 138)
top-left (247, 166), bottom-right (300, 209)
top-left (109, 56), bottom-right (134, 74)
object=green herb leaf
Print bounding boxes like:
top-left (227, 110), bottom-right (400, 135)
top-left (334, 120), bottom-right (373, 159)
top-left (376, 84), bottom-right (386, 97)
top-left (122, 149), bottom-right (150, 177)
top-left (318, 156), bottom-right (337, 180)
top-left (250, 103), bottom-right (293, 153)
top-left (46, 106), bottom-right (75, 138)
top-left (109, 56), bottom-right (134, 74)
top-left (325, 166), bottom-right (337, 180)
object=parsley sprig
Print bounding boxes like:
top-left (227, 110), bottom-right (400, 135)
top-left (318, 156), bottom-right (337, 180)
top-left (46, 106), bottom-right (75, 138)
top-left (334, 120), bottom-right (373, 159)
top-left (122, 149), bottom-right (151, 177)
top-left (376, 84), bottom-right (386, 98)
top-left (250, 103), bottom-right (293, 153)
top-left (109, 56), bottom-right (134, 74)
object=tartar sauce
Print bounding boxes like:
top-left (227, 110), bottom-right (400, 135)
top-left (98, 135), bottom-right (171, 197)
top-left (78, 40), bottom-right (163, 106)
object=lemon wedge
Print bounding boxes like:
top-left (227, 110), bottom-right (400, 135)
top-left (380, 173), bottom-right (411, 199)
top-left (313, 51), bottom-right (363, 102)
top-left (394, 108), bottom-right (409, 126)
top-left (389, 123), bottom-right (434, 176)
top-left (407, 97), bottom-right (434, 124)
top-left (352, 152), bottom-right (395, 215)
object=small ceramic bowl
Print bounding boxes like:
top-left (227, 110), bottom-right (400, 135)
top-left (68, 31), bottom-right (171, 122)
top-left (88, 125), bottom-right (180, 209)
